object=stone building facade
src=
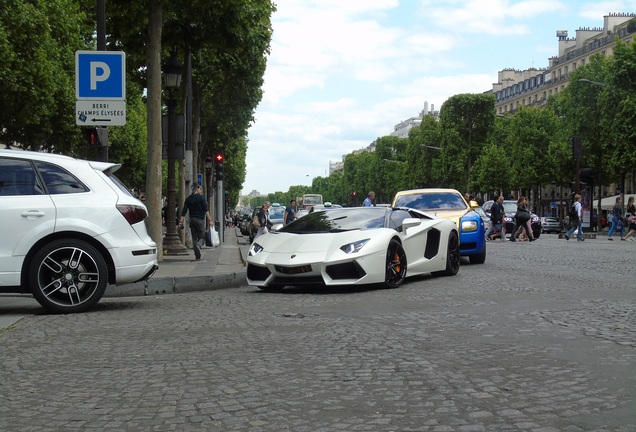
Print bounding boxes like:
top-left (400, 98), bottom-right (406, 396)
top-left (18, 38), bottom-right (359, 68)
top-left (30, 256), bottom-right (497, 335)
top-left (491, 13), bottom-right (636, 115)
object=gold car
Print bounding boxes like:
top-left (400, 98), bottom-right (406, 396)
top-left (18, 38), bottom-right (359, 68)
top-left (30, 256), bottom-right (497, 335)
top-left (392, 188), bottom-right (486, 264)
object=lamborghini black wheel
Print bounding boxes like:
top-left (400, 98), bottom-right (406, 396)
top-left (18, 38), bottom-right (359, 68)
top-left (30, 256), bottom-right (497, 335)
top-left (383, 239), bottom-right (406, 288)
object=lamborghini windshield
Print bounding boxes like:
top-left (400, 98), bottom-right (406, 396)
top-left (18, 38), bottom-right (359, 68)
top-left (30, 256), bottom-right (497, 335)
top-left (280, 208), bottom-right (387, 233)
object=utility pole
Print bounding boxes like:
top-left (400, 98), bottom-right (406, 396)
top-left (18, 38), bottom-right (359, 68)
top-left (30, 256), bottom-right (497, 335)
top-left (95, 0), bottom-right (108, 162)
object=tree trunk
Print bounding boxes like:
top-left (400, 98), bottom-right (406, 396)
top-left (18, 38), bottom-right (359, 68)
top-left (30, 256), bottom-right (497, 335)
top-left (145, 0), bottom-right (163, 260)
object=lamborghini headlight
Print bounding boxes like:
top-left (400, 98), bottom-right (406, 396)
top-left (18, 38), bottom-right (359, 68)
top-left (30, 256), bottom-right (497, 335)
top-left (340, 238), bottom-right (370, 254)
top-left (249, 242), bottom-right (264, 256)
top-left (461, 219), bottom-right (478, 232)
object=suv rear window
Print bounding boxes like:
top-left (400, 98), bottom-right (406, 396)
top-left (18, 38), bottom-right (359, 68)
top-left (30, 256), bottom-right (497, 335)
top-left (34, 161), bottom-right (89, 194)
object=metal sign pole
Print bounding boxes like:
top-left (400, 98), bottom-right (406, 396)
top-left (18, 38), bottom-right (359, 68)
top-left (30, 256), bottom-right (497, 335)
top-left (217, 180), bottom-right (224, 243)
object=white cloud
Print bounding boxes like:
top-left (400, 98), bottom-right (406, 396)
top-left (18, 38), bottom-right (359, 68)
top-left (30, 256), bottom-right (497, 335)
top-left (417, 0), bottom-right (568, 35)
top-left (242, 0), bottom-right (617, 195)
top-left (578, 1), bottom-right (629, 20)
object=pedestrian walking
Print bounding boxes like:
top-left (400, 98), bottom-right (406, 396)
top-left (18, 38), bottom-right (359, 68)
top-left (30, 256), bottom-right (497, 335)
top-left (284, 199), bottom-right (297, 226)
top-left (254, 201), bottom-right (272, 241)
top-left (363, 191), bottom-right (375, 207)
top-left (484, 195), bottom-right (506, 242)
top-left (510, 196), bottom-right (535, 242)
top-left (564, 194), bottom-right (584, 241)
top-left (607, 196), bottom-right (624, 241)
top-left (179, 183), bottom-right (213, 260)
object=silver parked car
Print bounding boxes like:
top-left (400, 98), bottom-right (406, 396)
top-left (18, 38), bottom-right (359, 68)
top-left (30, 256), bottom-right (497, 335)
top-left (0, 150), bottom-right (158, 313)
top-left (540, 216), bottom-right (562, 234)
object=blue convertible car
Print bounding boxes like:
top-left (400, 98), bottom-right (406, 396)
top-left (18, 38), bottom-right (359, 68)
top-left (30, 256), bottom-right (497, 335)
top-left (392, 188), bottom-right (486, 264)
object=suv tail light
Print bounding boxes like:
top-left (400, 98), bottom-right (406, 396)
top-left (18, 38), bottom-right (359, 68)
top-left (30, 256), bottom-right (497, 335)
top-left (117, 204), bottom-right (148, 225)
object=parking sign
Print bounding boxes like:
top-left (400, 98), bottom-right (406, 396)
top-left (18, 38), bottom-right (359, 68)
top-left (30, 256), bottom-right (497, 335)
top-left (76, 51), bottom-right (126, 100)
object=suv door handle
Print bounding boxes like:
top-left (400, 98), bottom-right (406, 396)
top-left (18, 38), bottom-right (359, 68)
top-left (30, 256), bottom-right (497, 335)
top-left (21, 210), bottom-right (46, 218)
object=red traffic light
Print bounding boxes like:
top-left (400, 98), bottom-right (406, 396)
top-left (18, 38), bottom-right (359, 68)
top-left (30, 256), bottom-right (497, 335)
top-left (82, 127), bottom-right (108, 147)
top-left (215, 153), bottom-right (224, 163)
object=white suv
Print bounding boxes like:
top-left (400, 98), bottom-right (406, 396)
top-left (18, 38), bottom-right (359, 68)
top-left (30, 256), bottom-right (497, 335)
top-left (0, 149), bottom-right (158, 313)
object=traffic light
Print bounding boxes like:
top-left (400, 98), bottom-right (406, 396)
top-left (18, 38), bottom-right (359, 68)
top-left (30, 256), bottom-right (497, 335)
top-left (579, 168), bottom-right (594, 184)
top-left (82, 127), bottom-right (108, 147)
top-left (214, 152), bottom-right (224, 181)
top-left (570, 136), bottom-right (583, 159)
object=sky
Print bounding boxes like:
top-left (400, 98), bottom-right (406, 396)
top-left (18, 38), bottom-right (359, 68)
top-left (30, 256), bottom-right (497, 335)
top-left (241, 0), bottom-right (635, 196)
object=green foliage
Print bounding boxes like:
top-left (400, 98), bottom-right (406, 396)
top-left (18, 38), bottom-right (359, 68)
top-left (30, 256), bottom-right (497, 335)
top-left (0, 0), bottom-right (91, 150)
top-left (106, 83), bottom-right (149, 191)
top-left (1, 0), bottom-right (275, 206)
top-left (504, 107), bottom-right (561, 189)
top-left (438, 93), bottom-right (496, 192)
top-left (406, 116), bottom-right (441, 188)
top-left (604, 38), bottom-right (636, 181)
top-left (472, 143), bottom-right (512, 194)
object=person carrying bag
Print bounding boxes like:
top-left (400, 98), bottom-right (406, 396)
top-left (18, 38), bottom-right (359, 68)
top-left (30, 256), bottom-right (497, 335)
top-left (254, 201), bottom-right (272, 241)
top-left (510, 196), bottom-right (535, 242)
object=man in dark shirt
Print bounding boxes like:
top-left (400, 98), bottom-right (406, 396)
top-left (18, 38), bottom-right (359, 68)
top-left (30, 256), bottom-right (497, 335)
top-left (179, 183), bottom-right (213, 260)
top-left (284, 199), bottom-right (297, 226)
top-left (484, 195), bottom-right (505, 242)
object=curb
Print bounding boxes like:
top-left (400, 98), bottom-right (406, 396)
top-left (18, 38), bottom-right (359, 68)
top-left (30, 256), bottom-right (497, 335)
top-left (104, 270), bottom-right (248, 298)
top-left (103, 228), bottom-right (251, 298)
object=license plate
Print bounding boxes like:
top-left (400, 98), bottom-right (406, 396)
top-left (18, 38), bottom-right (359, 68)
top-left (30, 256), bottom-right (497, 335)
top-left (275, 265), bottom-right (312, 274)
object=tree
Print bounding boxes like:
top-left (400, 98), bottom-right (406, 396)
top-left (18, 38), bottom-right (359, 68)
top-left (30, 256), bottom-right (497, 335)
top-left (0, 0), bottom-right (91, 151)
top-left (472, 143), bottom-right (512, 195)
top-left (434, 128), bottom-right (464, 190)
top-left (439, 94), bottom-right (496, 193)
top-left (504, 107), bottom-right (561, 208)
top-left (144, 0), bottom-right (164, 258)
top-left (106, 83), bottom-right (150, 191)
top-left (374, 135), bottom-right (408, 203)
top-left (605, 38), bottom-right (636, 199)
top-left (106, 0), bottom-right (274, 256)
top-left (406, 116), bottom-right (441, 189)
top-left (555, 54), bottom-right (613, 219)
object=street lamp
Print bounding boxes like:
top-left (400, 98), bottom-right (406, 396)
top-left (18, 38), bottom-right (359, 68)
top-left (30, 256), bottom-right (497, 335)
top-left (578, 77), bottom-right (614, 222)
top-left (205, 156), bottom-right (213, 194)
top-left (551, 180), bottom-right (556, 217)
top-left (162, 52), bottom-right (188, 256)
top-left (578, 78), bottom-right (607, 87)
top-left (205, 155), bottom-right (214, 207)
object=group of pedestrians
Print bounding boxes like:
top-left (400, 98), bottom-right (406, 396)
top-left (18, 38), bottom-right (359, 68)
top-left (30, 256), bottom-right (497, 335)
top-left (607, 196), bottom-right (636, 241)
top-left (564, 194), bottom-right (636, 242)
top-left (485, 195), bottom-right (535, 242)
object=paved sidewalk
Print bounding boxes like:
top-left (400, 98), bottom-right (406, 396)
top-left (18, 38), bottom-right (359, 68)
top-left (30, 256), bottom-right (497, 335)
top-left (106, 226), bottom-right (250, 298)
top-left (0, 227), bottom-right (250, 328)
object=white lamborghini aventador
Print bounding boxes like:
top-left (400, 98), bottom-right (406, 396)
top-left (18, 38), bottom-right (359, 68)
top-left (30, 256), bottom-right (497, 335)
top-left (246, 206), bottom-right (459, 291)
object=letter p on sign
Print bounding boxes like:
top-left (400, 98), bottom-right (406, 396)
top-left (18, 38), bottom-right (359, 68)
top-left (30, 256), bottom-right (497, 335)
top-left (90, 62), bottom-right (110, 90)
top-left (76, 51), bottom-right (126, 100)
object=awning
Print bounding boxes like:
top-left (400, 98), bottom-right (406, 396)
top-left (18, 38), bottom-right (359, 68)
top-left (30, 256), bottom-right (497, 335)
top-left (599, 194), bottom-right (636, 210)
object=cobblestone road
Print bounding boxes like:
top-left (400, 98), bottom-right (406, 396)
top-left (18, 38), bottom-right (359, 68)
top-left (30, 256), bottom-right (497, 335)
top-left (1, 235), bottom-right (634, 431)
